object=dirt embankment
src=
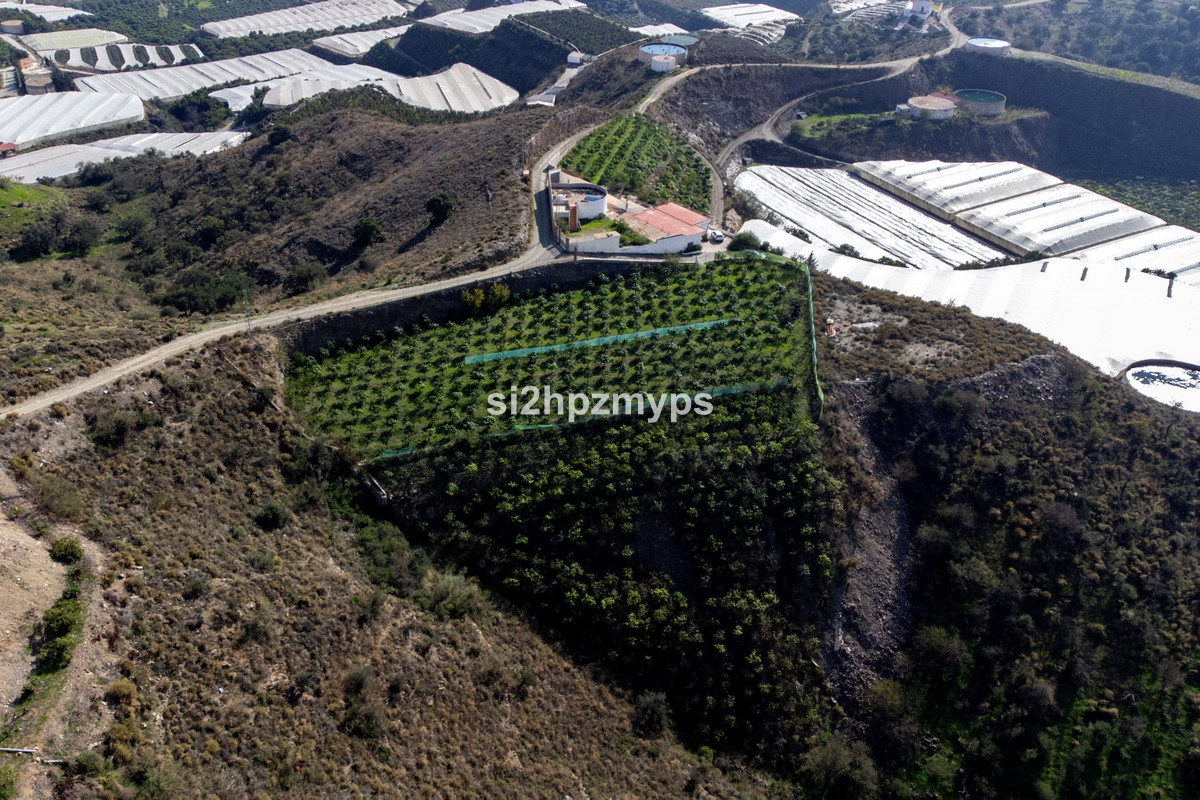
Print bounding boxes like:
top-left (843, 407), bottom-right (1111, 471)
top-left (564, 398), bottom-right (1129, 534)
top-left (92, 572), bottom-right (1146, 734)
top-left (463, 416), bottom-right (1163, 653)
top-left (650, 65), bottom-right (890, 160)
top-left (820, 354), bottom-right (1070, 715)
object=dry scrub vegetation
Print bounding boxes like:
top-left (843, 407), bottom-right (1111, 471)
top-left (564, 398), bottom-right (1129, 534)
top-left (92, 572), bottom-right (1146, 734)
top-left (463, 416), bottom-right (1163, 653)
top-left (0, 105), bottom-right (570, 405)
top-left (0, 335), bottom-right (765, 798)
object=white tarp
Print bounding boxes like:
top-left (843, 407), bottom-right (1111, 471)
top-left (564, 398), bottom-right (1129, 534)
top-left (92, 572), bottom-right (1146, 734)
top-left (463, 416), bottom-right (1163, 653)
top-left (420, 0), bottom-right (586, 35)
top-left (201, 0), bottom-right (406, 38)
top-left (312, 24), bottom-right (410, 57)
top-left (0, 131), bottom-right (248, 182)
top-left (1067, 226), bottom-right (1200, 289)
top-left (0, 92), bottom-right (143, 150)
top-left (956, 183), bottom-right (1165, 256)
top-left (75, 49), bottom-right (333, 102)
top-left (0, 1), bottom-right (89, 21)
top-left (209, 63), bottom-right (401, 111)
top-left (386, 62), bottom-right (517, 112)
top-left (854, 159), bottom-right (1063, 219)
top-left (735, 165), bottom-right (1004, 270)
top-left (701, 3), bottom-right (800, 28)
top-left (631, 23), bottom-right (688, 37)
top-left (740, 218), bottom-right (1200, 380)
top-left (21, 28), bottom-right (124, 51)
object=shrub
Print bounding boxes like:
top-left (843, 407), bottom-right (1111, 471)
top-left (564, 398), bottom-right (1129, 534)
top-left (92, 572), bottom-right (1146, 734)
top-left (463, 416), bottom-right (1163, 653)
top-left (72, 751), bottom-right (104, 777)
top-left (34, 474), bottom-right (84, 521)
top-left (49, 536), bottom-right (84, 564)
top-left (421, 571), bottom-right (485, 620)
top-left (425, 193), bottom-right (454, 227)
top-left (283, 263), bottom-right (325, 297)
top-left (634, 690), bottom-right (670, 736)
top-left (42, 599), bottom-right (83, 638)
top-left (727, 231), bottom-right (762, 252)
top-left (354, 217), bottom-right (380, 247)
top-left (0, 765), bottom-right (15, 800)
top-left (38, 635), bottom-right (76, 672)
top-left (90, 408), bottom-right (135, 449)
top-left (253, 501), bottom-right (289, 531)
top-left (344, 665), bottom-right (374, 697)
top-left (103, 678), bottom-right (138, 714)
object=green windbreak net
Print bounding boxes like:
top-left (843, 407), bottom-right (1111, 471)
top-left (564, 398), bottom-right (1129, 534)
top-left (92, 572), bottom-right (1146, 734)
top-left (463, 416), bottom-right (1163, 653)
top-left (463, 319), bottom-right (731, 364)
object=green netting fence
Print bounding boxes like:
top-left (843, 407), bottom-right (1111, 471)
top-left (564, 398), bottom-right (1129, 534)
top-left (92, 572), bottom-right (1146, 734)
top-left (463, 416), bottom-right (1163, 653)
top-left (463, 319), bottom-right (731, 364)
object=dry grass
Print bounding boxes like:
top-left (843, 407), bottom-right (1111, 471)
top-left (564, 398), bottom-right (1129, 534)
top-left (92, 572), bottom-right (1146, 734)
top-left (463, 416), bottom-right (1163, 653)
top-left (0, 335), bottom-right (768, 798)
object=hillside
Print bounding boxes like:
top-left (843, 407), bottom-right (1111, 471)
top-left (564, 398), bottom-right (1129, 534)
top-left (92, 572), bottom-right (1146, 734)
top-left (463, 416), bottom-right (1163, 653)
top-left (2, 249), bottom-right (1200, 796)
top-left (650, 65), bottom-right (891, 159)
top-left (365, 20), bottom-right (569, 94)
top-left (0, 104), bottom-right (554, 404)
top-left (791, 51), bottom-right (1200, 178)
top-left (0, 335), bottom-right (763, 799)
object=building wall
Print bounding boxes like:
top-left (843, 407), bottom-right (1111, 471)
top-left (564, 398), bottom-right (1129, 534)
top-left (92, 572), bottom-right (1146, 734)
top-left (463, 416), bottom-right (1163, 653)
top-left (566, 231), bottom-right (701, 255)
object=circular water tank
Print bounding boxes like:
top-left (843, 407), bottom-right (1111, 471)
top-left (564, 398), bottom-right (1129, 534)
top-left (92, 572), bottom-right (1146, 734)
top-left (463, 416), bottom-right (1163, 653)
top-left (650, 54), bottom-right (676, 72)
top-left (954, 88), bottom-right (1007, 116)
top-left (966, 37), bottom-right (1011, 56)
top-left (0, 19), bottom-right (23, 35)
top-left (639, 42), bottom-right (687, 64)
top-left (907, 95), bottom-right (956, 120)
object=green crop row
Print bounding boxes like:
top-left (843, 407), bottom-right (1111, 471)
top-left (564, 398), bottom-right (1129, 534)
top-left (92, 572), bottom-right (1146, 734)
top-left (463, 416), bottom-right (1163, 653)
top-left (560, 115), bottom-right (712, 213)
top-left (287, 255), bottom-right (813, 454)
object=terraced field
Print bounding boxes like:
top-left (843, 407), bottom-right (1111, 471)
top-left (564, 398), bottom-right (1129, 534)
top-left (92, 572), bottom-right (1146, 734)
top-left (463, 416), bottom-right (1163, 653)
top-left (559, 115), bottom-right (711, 213)
top-left (287, 255), bottom-right (814, 453)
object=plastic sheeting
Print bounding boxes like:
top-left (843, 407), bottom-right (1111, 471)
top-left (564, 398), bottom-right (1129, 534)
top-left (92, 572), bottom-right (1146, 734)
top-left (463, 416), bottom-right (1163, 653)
top-left (1069, 226), bottom-right (1200, 289)
top-left (75, 49), bottom-right (332, 102)
top-left (209, 62), bottom-right (401, 111)
top-left (735, 165), bottom-right (1005, 270)
top-left (312, 24), bottom-right (410, 57)
top-left (419, 0), bottom-right (585, 35)
top-left (0, 1), bottom-right (89, 21)
top-left (701, 3), bottom-right (800, 28)
top-left (956, 183), bottom-right (1165, 256)
top-left (201, 0), bottom-right (406, 38)
top-left (0, 131), bottom-right (248, 182)
top-left (0, 92), bottom-right (143, 150)
top-left (854, 159), bottom-right (1063, 219)
top-left (739, 219), bottom-right (1200, 380)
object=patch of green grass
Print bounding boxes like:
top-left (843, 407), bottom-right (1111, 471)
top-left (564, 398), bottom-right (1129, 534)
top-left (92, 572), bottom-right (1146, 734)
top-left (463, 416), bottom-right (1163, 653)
top-left (0, 182), bottom-right (62, 239)
top-left (287, 255), bottom-right (813, 454)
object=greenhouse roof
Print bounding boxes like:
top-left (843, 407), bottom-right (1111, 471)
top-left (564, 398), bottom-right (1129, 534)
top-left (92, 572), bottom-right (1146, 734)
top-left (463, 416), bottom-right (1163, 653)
top-left (701, 3), bottom-right (799, 28)
top-left (387, 62), bottom-right (518, 113)
top-left (855, 159), bottom-right (1063, 219)
top-left (201, 0), bottom-right (406, 38)
top-left (1070, 226), bottom-right (1200, 287)
top-left (740, 219), bottom-right (1200, 379)
top-left (208, 62), bottom-right (401, 111)
top-left (0, 92), bottom-right (143, 150)
top-left (312, 24), bottom-right (410, 57)
top-left (957, 183), bottom-right (1165, 256)
top-left (0, 131), bottom-right (248, 182)
top-left (735, 165), bottom-right (1005, 270)
top-left (20, 28), bottom-right (124, 51)
top-left (0, 1), bottom-right (89, 21)
top-left (75, 49), bottom-right (333, 101)
top-left (419, 0), bottom-right (585, 35)
top-left (630, 23), bottom-right (688, 37)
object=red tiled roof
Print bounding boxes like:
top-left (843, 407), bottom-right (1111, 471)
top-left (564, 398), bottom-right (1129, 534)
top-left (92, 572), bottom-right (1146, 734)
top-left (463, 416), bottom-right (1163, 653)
top-left (655, 201), bottom-right (708, 226)
top-left (0, 143), bottom-right (16, 152)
